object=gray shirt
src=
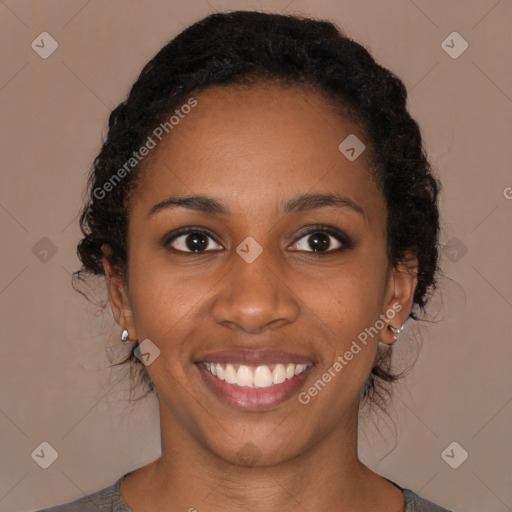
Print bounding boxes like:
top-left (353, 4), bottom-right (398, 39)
top-left (35, 472), bottom-right (452, 511)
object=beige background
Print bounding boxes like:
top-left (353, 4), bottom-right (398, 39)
top-left (0, 1), bottom-right (511, 511)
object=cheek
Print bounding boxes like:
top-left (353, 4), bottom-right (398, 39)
top-left (333, 271), bottom-right (386, 337)
top-left (298, 276), bottom-right (383, 415)
top-left (297, 258), bottom-right (388, 336)
top-left (128, 245), bottom-right (205, 327)
top-left (297, 260), bottom-right (388, 395)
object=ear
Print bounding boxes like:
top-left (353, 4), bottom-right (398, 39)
top-left (102, 244), bottom-right (137, 342)
top-left (380, 252), bottom-right (418, 346)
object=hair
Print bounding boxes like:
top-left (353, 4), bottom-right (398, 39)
top-left (72, 10), bottom-right (441, 412)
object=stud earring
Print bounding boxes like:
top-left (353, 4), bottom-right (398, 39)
top-left (121, 329), bottom-right (132, 343)
top-left (389, 324), bottom-right (404, 341)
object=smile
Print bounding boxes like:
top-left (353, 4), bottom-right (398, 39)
top-left (201, 361), bottom-right (311, 388)
top-left (196, 359), bottom-right (314, 410)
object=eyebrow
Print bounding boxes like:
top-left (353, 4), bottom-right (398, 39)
top-left (147, 192), bottom-right (365, 218)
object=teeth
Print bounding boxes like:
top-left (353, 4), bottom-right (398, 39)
top-left (225, 363), bottom-right (237, 384)
top-left (203, 362), bottom-right (309, 388)
top-left (215, 363), bottom-right (225, 380)
top-left (295, 364), bottom-right (307, 375)
top-left (272, 364), bottom-right (286, 384)
top-left (253, 365), bottom-right (273, 387)
top-left (236, 365), bottom-right (253, 387)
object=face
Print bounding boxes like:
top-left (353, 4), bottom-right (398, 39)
top-left (104, 83), bottom-right (417, 466)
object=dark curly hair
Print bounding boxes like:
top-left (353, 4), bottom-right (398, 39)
top-left (73, 10), bottom-right (441, 412)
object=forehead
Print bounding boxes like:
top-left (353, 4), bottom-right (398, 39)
top-left (131, 83), bottom-right (384, 220)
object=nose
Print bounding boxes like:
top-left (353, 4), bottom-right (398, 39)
top-left (211, 250), bottom-right (300, 334)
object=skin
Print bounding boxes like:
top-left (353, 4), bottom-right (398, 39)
top-left (103, 83), bottom-right (418, 512)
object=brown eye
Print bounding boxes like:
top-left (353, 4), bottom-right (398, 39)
top-left (167, 230), bottom-right (223, 253)
top-left (289, 227), bottom-right (352, 253)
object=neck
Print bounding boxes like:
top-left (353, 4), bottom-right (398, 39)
top-left (121, 399), bottom-right (402, 512)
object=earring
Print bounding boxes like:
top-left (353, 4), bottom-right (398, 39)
top-left (121, 329), bottom-right (132, 343)
top-left (389, 324), bottom-right (404, 341)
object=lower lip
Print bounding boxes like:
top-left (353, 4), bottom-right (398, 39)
top-left (196, 363), bottom-right (313, 411)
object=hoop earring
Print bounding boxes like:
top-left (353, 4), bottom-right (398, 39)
top-left (389, 324), bottom-right (404, 341)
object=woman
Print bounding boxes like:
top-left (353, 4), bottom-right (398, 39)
top-left (38, 10), bottom-right (450, 512)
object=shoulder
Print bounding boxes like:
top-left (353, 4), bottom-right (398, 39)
top-left (33, 474), bottom-right (130, 512)
top-left (385, 477), bottom-right (451, 511)
top-left (402, 487), bottom-right (452, 511)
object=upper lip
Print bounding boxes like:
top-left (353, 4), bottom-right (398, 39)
top-left (195, 349), bottom-right (314, 365)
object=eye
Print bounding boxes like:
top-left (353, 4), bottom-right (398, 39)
top-left (165, 229), bottom-right (223, 253)
top-left (164, 225), bottom-right (352, 255)
top-left (289, 226), bottom-right (351, 253)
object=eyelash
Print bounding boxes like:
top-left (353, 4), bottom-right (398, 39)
top-left (164, 224), bottom-right (353, 255)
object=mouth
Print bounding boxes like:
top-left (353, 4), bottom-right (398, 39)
top-left (200, 361), bottom-right (311, 387)
top-left (195, 350), bottom-right (315, 410)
